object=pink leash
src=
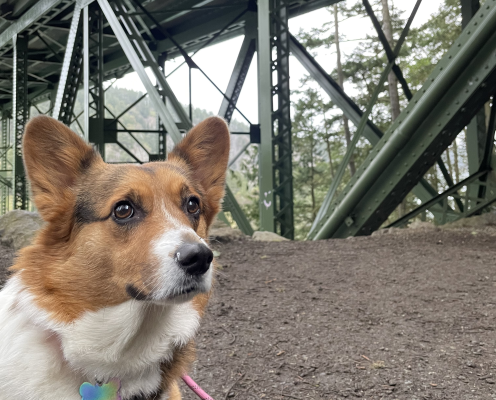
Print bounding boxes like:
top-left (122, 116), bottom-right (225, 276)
top-left (181, 375), bottom-right (215, 400)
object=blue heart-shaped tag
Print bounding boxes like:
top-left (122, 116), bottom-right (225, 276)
top-left (79, 378), bottom-right (121, 400)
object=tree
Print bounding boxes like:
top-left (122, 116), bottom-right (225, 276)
top-left (334, 4), bottom-right (355, 176)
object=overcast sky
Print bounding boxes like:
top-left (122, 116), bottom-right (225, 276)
top-left (115, 0), bottom-right (445, 126)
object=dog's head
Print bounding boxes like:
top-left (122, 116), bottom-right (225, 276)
top-left (15, 116), bottom-right (229, 323)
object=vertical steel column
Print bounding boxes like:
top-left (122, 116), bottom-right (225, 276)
top-left (463, 0), bottom-right (484, 175)
top-left (87, 2), bottom-right (105, 157)
top-left (1, 112), bottom-right (9, 214)
top-left (271, 0), bottom-right (293, 239)
top-left (157, 55), bottom-right (167, 160)
top-left (13, 34), bottom-right (29, 210)
top-left (257, 0), bottom-right (275, 233)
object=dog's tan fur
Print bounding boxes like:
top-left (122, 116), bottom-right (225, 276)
top-left (8, 115), bottom-right (229, 398)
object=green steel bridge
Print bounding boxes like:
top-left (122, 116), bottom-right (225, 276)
top-left (0, 0), bottom-right (494, 240)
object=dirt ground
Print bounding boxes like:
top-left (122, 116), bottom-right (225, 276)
top-left (2, 229), bottom-right (496, 399)
top-left (184, 229), bottom-right (496, 400)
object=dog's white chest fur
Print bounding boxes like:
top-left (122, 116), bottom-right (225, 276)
top-left (0, 276), bottom-right (200, 400)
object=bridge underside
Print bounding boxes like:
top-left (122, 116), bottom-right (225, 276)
top-left (0, 0), bottom-right (494, 240)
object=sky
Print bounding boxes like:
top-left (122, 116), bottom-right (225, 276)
top-left (114, 0), bottom-right (445, 126)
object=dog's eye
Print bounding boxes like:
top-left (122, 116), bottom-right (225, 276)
top-left (186, 197), bottom-right (200, 214)
top-left (114, 201), bottom-right (134, 220)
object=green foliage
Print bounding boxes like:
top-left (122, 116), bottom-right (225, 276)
top-left (405, 0), bottom-right (462, 91)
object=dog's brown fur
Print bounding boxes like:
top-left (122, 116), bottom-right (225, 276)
top-left (11, 115), bottom-right (229, 398)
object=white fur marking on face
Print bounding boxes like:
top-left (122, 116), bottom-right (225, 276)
top-left (161, 202), bottom-right (183, 229)
top-left (151, 201), bottom-right (212, 302)
top-left (151, 227), bottom-right (212, 302)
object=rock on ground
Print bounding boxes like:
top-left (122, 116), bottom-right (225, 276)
top-left (252, 230), bottom-right (289, 241)
top-left (0, 210), bottom-right (44, 251)
top-left (209, 218), bottom-right (246, 242)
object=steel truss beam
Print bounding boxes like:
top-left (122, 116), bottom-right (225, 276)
top-left (0, 0), bottom-right (64, 50)
top-left (98, 0), bottom-right (254, 235)
top-left (53, 0), bottom-right (84, 124)
top-left (387, 170), bottom-right (495, 228)
top-left (289, 34), bottom-right (382, 144)
top-left (360, 0), bottom-right (460, 208)
top-left (218, 33), bottom-right (256, 124)
top-left (13, 34), bottom-right (29, 210)
top-left (1, 112), bottom-right (11, 215)
top-left (461, 0), bottom-right (486, 203)
top-left (87, 1), bottom-right (106, 157)
top-left (292, 30), bottom-right (448, 237)
top-left (312, 0), bottom-right (496, 239)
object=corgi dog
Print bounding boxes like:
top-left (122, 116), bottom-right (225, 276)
top-left (0, 115), bottom-right (230, 400)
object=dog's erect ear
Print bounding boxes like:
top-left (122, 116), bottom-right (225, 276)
top-left (169, 117), bottom-right (230, 222)
top-left (23, 116), bottom-right (100, 222)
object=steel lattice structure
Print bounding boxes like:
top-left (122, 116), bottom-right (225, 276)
top-left (0, 0), bottom-right (494, 240)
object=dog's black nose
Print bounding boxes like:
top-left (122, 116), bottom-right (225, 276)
top-left (175, 243), bottom-right (213, 276)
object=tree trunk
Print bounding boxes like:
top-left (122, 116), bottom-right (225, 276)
top-left (334, 4), bottom-right (356, 176)
top-left (323, 109), bottom-right (335, 179)
top-left (326, 137), bottom-right (335, 179)
top-left (381, 0), bottom-right (401, 121)
top-left (310, 136), bottom-right (316, 221)
top-left (381, 0), bottom-right (404, 216)
top-left (445, 151), bottom-right (453, 179)
top-left (453, 139), bottom-right (460, 183)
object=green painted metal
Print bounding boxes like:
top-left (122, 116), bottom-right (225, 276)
top-left (257, 0), bottom-right (275, 233)
top-left (462, 0), bottom-right (486, 203)
top-left (218, 32), bottom-right (256, 124)
top-left (307, 61), bottom-right (394, 240)
top-left (54, 0), bottom-right (84, 125)
top-left (312, 0), bottom-right (496, 240)
top-left (308, 0), bottom-right (417, 240)
top-left (386, 171), bottom-right (487, 228)
top-left (13, 33), bottom-right (29, 210)
top-left (0, 112), bottom-right (10, 215)
top-left (290, 33), bottom-right (449, 229)
top-left (87, 2), bottom-right (105, 158)
top-left (223, 185), bottom-right (254, 236)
